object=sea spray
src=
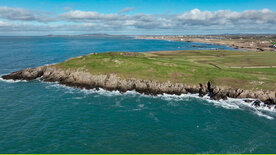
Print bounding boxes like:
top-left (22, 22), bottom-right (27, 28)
top-left (38, 80), bottom-right (276, 120)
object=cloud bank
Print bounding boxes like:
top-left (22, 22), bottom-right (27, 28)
top-left (0, 6), bottom-right (276, 35)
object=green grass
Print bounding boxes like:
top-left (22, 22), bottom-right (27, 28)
top-left (272, 42), bottom-right (276, 45)
top-left (56, 50), bottom-right (276, 91)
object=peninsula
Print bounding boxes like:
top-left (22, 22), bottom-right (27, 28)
top-left (2, 50), bottom-right (276, 108)
top-left (137, 34), bottom-right (276, 52)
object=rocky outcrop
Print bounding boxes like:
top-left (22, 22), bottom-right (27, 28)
top-left (2, 67), bottom-right (45, 81)
top-left (2, 66), bottom-right (276, 108)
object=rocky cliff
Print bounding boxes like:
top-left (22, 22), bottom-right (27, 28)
top-left (2, 66), bottom-right (276, 108)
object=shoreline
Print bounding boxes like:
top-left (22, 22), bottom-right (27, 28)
top-left (135, 36), bottom-right (276, 52)
top-left (2, 65), bottom-right (276, 109)
top-left (2, 76), bottom-right (274, 120)
top-left (136, 36), bottom-right (245, 51)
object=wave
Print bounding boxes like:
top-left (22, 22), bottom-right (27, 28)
top-left (72, 96), bottom-right (86, 100)
top-left (158, 93), bottom-right (275, 119)
top-left (3, 78), bottom-right (275, 120)
top-left (253, 110), bottom-right (274, 120)
top-left (43, 82), bottom-right (275, 120)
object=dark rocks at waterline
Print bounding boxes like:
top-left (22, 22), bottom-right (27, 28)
top-left (198, 83), bottom-right (207, 97)
top-left (264, 98), bottom-right (276, 105)
top-left (1, 66), bottom-right (276, 108)
top-left (252, 100), bottom-right (261, 107)
top-left (2, 67), bottom-right (45, 81)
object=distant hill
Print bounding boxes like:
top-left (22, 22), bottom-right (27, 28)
top-left (45, 33), bottom-right (128, 37)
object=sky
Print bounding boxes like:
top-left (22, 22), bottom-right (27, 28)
top-left (0, 0), bottom-right (276, 35)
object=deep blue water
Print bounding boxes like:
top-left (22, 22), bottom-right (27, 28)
top-left (0, 36), bottom-right (275, 153)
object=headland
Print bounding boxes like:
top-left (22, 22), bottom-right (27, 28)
top-left (2, 50), bottom-right (276, 108)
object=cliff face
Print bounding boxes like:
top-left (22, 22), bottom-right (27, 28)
top-left (2, 66), bottom-right (276, 108)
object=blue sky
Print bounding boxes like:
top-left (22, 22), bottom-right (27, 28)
top-left (0, 0), bottom-right (275, 35)
top-left (1, 0), bottom-right (275, 13)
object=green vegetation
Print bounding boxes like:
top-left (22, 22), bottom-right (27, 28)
top-left (272, 42), bottom-right (276, 45)
top-left (56, 50), bottom-right (276, 90)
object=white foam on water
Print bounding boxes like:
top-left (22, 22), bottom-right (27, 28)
top-left (6, 78), bottom-right (275, 120)
top-left (45, 82), bottom-right (69, 89)
top-left (72, 96), bottom-right (85, 100)
top-left (138, 104), bottom-right (144, 108)
top-left (157, 93), bottom-right (201, 101)
top-left (253, 110), bottom-right (274, 120)
top-left (81, 88), bottom-right (122, 96)
top-left (123, 90), bottom-right (140, 95)
top-left (158, 93), bottom-right (240, 109)
top-left (159, 93), bottom-right (275, 119)
top-left (208, 99), bottom-right (241, 110)
top-left (223, 97), bottom-right (276, 113)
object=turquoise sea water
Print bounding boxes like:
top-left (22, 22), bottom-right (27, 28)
top-left (0, 36), bottom-right (275, 153)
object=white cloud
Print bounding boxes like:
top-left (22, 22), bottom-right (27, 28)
top-left (177, 8), bottom-right (276, 26)
top-left (58, 8), bottom-right (276, 30)
top-left (0, 6), bottom-right (54, 23)
top-left (0, 6), bottom-right (276, 34)
top-left (59, 10), bottom-right (123, 21)
top-left (0, 6), bottom-right (36, 21)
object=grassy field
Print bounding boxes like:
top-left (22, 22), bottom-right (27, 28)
top-left (56, 50), bottom-right (276, 91)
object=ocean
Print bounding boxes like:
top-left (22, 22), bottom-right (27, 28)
top-left (0, 36), bottom-right (275, 153)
